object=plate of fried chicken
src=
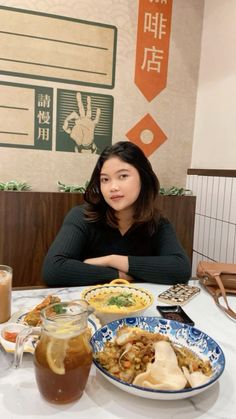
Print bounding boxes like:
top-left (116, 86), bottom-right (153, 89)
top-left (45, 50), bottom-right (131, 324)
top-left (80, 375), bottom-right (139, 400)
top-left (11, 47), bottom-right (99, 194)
top-left (1, 295), bottom-right (101, 353)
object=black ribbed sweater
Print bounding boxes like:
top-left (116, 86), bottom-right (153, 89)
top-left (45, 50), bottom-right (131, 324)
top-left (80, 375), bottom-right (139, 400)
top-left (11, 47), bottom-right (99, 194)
top-left (42, 205), bottom-right (191, 287)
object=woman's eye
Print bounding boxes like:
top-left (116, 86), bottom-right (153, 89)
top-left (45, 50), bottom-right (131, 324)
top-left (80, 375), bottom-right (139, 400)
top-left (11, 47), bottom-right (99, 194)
top-left (119, 174), bottom-right (128, 179)
top-left (100, 177), bottom-right (108, 183)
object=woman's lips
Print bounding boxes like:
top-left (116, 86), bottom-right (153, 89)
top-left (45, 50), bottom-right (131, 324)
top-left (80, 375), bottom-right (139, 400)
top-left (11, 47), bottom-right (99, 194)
top-left (110, 195), bottom-right (123, 201)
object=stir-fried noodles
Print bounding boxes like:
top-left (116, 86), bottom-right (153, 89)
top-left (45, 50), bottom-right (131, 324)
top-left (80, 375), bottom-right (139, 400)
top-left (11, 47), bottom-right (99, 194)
top-left (94, 326), bottom-right (213, 390)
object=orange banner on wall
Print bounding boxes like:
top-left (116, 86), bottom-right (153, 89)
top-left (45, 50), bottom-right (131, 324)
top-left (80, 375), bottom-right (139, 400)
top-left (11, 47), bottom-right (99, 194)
top-left (135, 0), bottom-right (173, 101)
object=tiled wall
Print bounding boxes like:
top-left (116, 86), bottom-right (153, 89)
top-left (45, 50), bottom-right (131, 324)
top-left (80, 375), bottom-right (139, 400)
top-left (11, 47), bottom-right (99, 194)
top-left (186, 173), bottom-right (236, 276)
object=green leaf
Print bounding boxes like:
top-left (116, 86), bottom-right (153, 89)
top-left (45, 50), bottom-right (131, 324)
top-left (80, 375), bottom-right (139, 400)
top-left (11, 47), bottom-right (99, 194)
top-left (159, 186), bottom-right (192, 196)
top-left (106, 293), bottom-right (135, 308)
top-left (53, 303), bottom-right (66, 314)
top-left (0, 180), bottom-right (31, 191)
top-left (57, 180), bottom-right (88, 193)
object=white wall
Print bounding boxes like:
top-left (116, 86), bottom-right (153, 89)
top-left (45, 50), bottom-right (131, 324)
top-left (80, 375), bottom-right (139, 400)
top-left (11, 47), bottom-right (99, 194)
top-left (191, 0), bottom-right (236, 169)
top-left (189, 1), bottom-right (236, 273)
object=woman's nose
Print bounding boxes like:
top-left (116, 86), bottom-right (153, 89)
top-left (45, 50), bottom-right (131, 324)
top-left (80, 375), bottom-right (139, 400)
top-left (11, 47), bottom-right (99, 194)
top-left (110, 181), bottom-right (119, 191)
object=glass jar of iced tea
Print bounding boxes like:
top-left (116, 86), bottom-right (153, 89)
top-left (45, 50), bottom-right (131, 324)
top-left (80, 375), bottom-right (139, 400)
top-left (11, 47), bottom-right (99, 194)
top-left (15, 300), bottom-right (93, 404)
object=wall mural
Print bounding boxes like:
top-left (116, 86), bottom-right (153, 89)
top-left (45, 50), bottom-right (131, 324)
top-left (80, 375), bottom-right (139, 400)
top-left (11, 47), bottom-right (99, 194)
top-left (0, 81), bottom-right (52, 150)
top-left (0, 2), bottom-right (173, 158)
top-left (127, 0), bottom-right (172, 156)
top-left (0, 5), bottom-right (116, 153)
top-left (57, 90), bottom-right (113, 153)
top-left (0, 6), bottom-right (117, 88)
top-left (0, 0), bottom-right (201, 192)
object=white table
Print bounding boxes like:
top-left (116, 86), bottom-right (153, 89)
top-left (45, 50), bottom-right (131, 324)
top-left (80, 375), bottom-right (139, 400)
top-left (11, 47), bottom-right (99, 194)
top-left (0, 281), bottom-right (235, 419)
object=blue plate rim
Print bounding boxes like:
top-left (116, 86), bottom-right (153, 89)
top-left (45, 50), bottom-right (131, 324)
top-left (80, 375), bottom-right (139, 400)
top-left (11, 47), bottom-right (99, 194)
top-left (91, 316), bottom-right (225, 395)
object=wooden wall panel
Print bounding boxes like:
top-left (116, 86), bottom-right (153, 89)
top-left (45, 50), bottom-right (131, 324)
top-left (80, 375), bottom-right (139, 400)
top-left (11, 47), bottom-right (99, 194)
top-left (0, 192), bottom-right (195, 287)
top-left (157, 195), bottom-right (196, 264)
top-left (0, 192), bottom-right (83, 287)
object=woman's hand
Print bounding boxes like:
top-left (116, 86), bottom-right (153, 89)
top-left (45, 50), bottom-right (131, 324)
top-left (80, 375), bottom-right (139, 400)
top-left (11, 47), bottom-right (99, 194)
top-left (118, 271), bottom-right (134, 282)
top-left (84, 255), bottom-right (134, 282)
top-left (84, 256), bottom-right (111, 267)
top-left (83, 256), bottom-right (134, 282)
top-left (84, 255), bottom-right (129, 274)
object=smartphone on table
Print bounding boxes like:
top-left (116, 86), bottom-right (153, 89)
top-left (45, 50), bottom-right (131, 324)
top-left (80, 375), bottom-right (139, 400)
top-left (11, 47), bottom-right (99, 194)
top-left (157, 283), bottom-right (200, 305)
top-left (156, 283), bottom-right (200, 326)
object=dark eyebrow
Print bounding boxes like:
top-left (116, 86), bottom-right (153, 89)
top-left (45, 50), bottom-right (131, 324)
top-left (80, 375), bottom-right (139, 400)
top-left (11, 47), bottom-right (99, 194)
top-left (100, 168), bottom-right (130, 176)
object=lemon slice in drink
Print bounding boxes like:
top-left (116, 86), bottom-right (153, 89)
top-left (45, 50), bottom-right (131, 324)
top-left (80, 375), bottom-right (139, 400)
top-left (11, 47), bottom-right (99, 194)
top-left (46, 337), bottom-right (68, 375)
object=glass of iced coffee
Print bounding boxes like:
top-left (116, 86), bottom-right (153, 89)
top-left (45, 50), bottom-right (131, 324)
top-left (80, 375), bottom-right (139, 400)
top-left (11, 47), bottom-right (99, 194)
top-left (14, 300), bottom-right (93, 404)
top-left (0, 265), bottom-right (12, 323)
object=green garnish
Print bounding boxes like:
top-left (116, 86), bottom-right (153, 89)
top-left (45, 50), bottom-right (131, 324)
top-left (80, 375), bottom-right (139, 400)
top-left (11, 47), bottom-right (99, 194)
top-left (106, 293), bottom-right (135, 308)
top-left (53, 304), bottom-right (66, 314)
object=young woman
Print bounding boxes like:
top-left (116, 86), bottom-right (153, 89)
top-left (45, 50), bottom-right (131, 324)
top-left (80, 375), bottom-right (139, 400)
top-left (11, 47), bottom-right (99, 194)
top-left (42, 141), bottom-right (191, 286)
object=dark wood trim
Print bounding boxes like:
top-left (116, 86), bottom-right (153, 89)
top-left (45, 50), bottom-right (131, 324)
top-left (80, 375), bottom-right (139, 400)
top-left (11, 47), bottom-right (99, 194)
top-left (13, 285), bottom-right (48, 290)
top-left (187, 169), bottom-right (236, 177)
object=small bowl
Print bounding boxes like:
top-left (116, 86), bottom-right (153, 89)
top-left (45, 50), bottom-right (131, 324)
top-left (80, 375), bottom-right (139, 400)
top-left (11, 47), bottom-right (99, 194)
top-left (81, 279), bottom-right (154, 324)
top-left (0, 323), bottom-right (29, 353)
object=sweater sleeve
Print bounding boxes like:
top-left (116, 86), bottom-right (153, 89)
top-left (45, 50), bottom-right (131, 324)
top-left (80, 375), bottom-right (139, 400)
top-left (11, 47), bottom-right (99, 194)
top-left (128, 221), bottom-right (191, 285)
top-left (42, 206), bottom-right (119, 287)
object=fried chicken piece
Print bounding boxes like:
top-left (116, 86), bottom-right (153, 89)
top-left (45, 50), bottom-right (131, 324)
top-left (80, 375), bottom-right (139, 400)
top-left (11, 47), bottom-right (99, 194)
top-left (24, 295), bottom-right (61, 326)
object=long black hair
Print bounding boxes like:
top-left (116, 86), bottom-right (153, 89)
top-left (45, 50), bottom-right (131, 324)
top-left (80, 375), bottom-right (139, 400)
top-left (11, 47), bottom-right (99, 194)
top-left (84, 141), bottom-right (161, 233)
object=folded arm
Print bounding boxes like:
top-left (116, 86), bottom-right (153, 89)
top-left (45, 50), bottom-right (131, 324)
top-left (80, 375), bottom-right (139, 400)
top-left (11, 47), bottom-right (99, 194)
top-left (42, 207), bottom-right (191, 287)
top-left (84, 222), bottom-right (191, 285)
top-left (127, 222), bottom-right (191, 284)
top-left (42, 207), bottom-right (120, 287)
top-left (84, 255), bottom-right (133, 281)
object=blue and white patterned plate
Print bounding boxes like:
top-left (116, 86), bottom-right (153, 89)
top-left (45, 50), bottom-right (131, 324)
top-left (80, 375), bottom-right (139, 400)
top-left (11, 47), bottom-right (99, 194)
top-left (91, 316), bottom-right (225, 400)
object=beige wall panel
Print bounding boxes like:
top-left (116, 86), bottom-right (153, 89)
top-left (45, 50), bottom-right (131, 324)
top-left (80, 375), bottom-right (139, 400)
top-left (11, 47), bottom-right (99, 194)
top-left (0, 0), bottom-right (204, 191)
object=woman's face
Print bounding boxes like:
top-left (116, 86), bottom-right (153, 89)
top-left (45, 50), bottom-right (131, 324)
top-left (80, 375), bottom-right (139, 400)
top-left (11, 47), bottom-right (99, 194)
top-left (100, 157), bottom-right (141, 215)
